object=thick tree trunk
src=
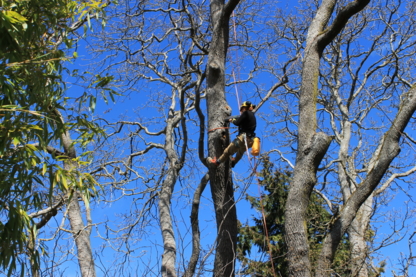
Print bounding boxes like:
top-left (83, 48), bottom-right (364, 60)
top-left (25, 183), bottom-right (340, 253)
top-left (285, 133), bottom-right (332, 277)
top-left (285, 4), bottom-right (334, 274)
top-left (206, 74), bottom-right (238, 277)
top-left (206, 1), bottom-right (240, 276)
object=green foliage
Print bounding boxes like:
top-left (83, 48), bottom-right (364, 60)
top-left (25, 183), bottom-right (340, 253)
top-left (0, 0), bottom-right (109, 275)
top-left (237, 157), bottom-right (351, 276)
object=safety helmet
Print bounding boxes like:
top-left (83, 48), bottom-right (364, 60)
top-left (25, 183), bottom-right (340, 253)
top-left (240, 101), bottom-right (252, 111)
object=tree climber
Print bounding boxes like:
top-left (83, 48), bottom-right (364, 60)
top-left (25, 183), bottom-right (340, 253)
top-left (207, 101), bottom-right (257, 168)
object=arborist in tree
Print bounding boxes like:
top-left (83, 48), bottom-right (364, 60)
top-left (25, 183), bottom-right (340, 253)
top-left (207, 101), bottom-right (257, 168)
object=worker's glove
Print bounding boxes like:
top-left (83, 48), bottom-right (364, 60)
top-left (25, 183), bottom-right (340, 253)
top-left (225, 115), bottom-right (239, 124)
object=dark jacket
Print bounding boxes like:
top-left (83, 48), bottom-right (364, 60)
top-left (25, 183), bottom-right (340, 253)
top-left (233, 110), bottom-right (256, 137)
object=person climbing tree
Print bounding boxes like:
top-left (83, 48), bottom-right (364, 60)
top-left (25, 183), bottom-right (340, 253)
top-left (207, 101), bottom-right (257, 168)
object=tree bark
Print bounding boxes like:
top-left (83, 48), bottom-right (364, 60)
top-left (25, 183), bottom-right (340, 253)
top-left (28, 229), bottom-right (40, 277)
top-left (284, 2), bottom-right (335, 276)
top-left (348, 196), bottom-right (372, 277)
top-left (338, 121), bottom-right (373, 277)
top-left (66, 192), bottom-right (96, 277)
top-left (206, 0), bottom-right (240, 276)
top-left (285, 133), bottom-right (332, 277)
top-left (159, 169), bottom-right (179, 277)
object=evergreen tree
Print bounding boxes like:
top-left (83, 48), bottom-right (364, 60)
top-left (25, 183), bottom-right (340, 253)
top-left (237, 156), bottom-right (352, 276)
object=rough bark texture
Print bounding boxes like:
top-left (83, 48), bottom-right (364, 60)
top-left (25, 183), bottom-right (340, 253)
top-left (284, 2), bottom-right (335, 276)
top-left (284, 1), bottom-right (371, 276)
top-left (316, 84), bottom-right (416, 276)
top-left (206, 0), bottom-right (241, 276)
top-left (348, 197), bottom-right (372, 277)
top-left (285, 133), bottom-right (332, 277)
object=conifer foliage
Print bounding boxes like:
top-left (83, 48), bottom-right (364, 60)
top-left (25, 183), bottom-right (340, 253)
top-left (237, 157), bottom-right (353, 276)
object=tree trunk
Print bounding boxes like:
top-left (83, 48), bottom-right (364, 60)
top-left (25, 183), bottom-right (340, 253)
top-left (337, 120), bottom-right (372, 276)
top-left (284, 2), bottom-right (335, 275)
top-left (159, 168), bottom-right (179, 277)
top-left (285, 133), bottom-right (332, 277)
top-left (184, 173), bottom-right (209, 277)
top-left (67, 192), bottom-right (96, 277)
top-left (28, 230), bottom-right (40, 277)
top-left (338, 121), bottom-right (371, 276)
top-left (158, 103), bottom-right (186, 277)
top-left (206, 1), bottom-right (240, 276)
top-left (158, 88), bottom-right (189, 277)
top-left (348, 197), bottom-right (372, 277)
